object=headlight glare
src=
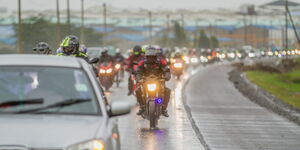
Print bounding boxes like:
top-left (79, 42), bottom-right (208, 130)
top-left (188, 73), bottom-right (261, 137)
top-left (67, 139), bottom-right (105, 150)
top-left (147, 83), bottom-right (157, 92)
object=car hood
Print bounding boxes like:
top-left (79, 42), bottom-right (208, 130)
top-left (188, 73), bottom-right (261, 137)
top-left (0, 114), bottom-right (105, 149)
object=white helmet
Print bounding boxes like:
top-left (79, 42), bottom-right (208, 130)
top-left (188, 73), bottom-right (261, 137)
top-left (145, 46), bottom-right (157, 56)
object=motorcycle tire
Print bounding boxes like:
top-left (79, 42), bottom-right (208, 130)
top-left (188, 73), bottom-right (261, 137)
top-left (149, 101), bottom-right (158, 129)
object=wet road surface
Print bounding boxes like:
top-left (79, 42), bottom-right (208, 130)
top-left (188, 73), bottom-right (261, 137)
top-left (185, 63), bottom-right (300, 150)
top-left (107, 73), bottom-right (204, 150)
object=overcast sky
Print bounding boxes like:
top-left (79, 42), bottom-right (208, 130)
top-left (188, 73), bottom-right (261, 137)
top-left (0, 0), bottom-right (294, 12)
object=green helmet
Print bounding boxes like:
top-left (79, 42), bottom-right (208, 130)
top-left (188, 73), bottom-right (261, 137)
top-left (60, 35), bottom-right (80, 55)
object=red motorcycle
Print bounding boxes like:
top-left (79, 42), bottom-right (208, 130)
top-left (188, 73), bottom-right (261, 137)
top-left (98, 62), bottom-right (114, 91)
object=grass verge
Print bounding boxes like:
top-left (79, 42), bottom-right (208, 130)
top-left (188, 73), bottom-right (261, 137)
top-left (246, 70), bottom-right (300, 109)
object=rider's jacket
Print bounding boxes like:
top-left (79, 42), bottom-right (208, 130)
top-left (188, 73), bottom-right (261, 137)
top-left (125, 54), bottom-right (145, 71)
top-left (135, 58), bottom-right (170, 81)
top-left (99, 54), bottom-right (114, 64)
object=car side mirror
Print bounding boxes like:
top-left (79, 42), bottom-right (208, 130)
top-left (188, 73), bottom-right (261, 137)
top-left (89, 57), bottom-right (99, 64)
top-left (110, 100), bottom-right (131, 117)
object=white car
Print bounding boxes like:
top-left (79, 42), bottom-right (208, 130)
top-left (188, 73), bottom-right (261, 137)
top-left (0, 55), bottom-right (130, 150)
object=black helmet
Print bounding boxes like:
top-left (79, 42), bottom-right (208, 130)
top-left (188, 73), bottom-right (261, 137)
top-left (33, 42), bottom-right (51, 54)
top-left (133, 45), bottom-right (141, 55)
top-left (60, 35), bottom-right (80, 55)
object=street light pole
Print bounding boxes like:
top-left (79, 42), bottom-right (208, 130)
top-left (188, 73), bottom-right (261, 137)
top-left (149, 11), bottom-right (152, 44)
top-left (56, 0), bottom-right (61, 46)
top-left (17, 0), bottom-right (23, 53)
top-left (66, 0), bottom-right (71, 34)
top-left (103, 3), bottom-right (107, 46)
top-left (285, 0), bottom-right (288, 50)
top-left (80, 0), bottom-right (84, 44)
top-left (181, 13), bottom-right (185, 34)
top-left (167, 14), bottom-right (170, 46)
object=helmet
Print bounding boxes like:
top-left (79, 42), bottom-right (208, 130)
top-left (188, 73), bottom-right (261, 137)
top-left (116, 48), bottom-right (121, 53)
top-left (145, 46), bottom-right (157, 56)
top-left (33, 42), bottom-right (51, 54)
top-left (133, 45), bottom-right (141, 55)
top-left (145, 46), bottom-right (157, 63)
top-left (101, 47), bottom-right (109, 55)
top-left (141, 45), bottom-right (148, 54)
top-left (156, 47), bottom-right (163, 55)
top-left (60, 35), bottom-right (80, 55)
top-left (80, 44), bottom-right (87, 54)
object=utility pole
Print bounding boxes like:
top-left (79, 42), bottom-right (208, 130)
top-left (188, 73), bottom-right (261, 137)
top-left (285, 0), bottom-right (288, 50)
top-left (166, 14), bottom-right (170, 46)
top-left (243, 14), bottom-right (247, 45)
top-left (80, 0), bottom-right (84, 44)
top-left (17, 0), bottom-right (23, 53)
top-left (181, 13), bottom-right (185, 34)
top-left (56, 0), bottom-right (61, 46)
top-left (149, 11), bottom-right (152, 44)
top-left (66, 0), bottom-right (71, 33)
top-left (103, 3), bottom-right (107, 46)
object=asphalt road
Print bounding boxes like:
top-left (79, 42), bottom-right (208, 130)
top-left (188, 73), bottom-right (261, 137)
top-left (184, 63), bottom-right (300, 150)
top-left (108, 72), bottom-right (204, 150)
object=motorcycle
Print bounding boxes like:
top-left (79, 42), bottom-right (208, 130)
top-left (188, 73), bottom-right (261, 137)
top-left (190, 56), bottom-right (199, 69)
top-left (139, 74), bottom-right (165, 129)
top-left (171, 59), bottom-right (184, 79)
top-left (98, 62), bottom-right (114, 91)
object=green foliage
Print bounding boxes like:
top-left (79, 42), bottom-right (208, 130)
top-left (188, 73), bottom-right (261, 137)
top-left (13, 16), bottom-right (103, 54)
top-left (246, 70), bottom-right (300, 109)
top-left (198, 30), bottom-right (210, 49)
top-left (173, 21), bottom-right (186, 47)
top-left (210, 36), bottom-right (219, 48)
top-left (158, 32), bottom-right (170, 47)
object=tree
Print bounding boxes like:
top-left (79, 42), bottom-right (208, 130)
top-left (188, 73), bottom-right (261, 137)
top-left (198, 30), bottom-right (210, 49)
top-left (14, 16), bottom-right (103, 53)
top-left (158, 32), bottom-right (169, 47)
top-left (173, 21), bottom-right (186, 47)
top-left (210, 36), bottom-right (219, 48)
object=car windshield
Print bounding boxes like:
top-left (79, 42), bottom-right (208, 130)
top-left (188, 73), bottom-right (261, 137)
top-left (0, 66), bottom-right (100, 115)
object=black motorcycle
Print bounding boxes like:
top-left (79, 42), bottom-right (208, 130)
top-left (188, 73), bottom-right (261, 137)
top-left (139, 74), bottom-right (165, 129)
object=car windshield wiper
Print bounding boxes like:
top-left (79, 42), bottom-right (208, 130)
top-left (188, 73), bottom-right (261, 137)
top-left (15, 98), bottom-right (91, 114)
top-left (0, 98), bottom-right (44, 108)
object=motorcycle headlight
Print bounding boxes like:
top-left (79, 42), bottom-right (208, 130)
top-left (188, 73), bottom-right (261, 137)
top-left (147, 83), bottom-right (157, 92)
top-left (106, 68), bottom-right (113, 73)
top-left (191, 58), bottom-right (198, 63)
top-left (174, 63), bottom-right (183, 68)
top-left (99, 69), bottom-right (106, 74)
top-left (115, 64), bottom-right (121, 70)
top-left (67, 139), bottom-right (105, 150)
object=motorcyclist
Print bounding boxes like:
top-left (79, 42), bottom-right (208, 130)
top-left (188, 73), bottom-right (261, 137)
top-left (99, 48), bottom-right (114, 64)
top-left (57, 35), bottom-right (88, 60)
top-left (135, 46), bottom-right (171, 117)
top-left (80, 44), bottom-right (88, 54)
top-left (33, 42), bottom-right (52, 55)
top-left (57, 35), bottom-right (99, 76)
top-left (113, 48), bottom-right (125, 63)
top-left (113, 48), bottom-right (125, 79)
top-left (125, 45), bottom-right (145, 95)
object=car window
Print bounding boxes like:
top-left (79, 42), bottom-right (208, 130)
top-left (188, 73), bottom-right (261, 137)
top-left (0, 66), bottom-right (100, 115)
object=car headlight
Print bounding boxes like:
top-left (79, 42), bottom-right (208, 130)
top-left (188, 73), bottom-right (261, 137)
top-left (106, 68), bottom-right (113, 73)
top-left (174, 63), bottom-right (183, 68)
top-left (67, 139), bottom-right (105, 150)
top-left (147, 83), bottom-right (157, 92)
